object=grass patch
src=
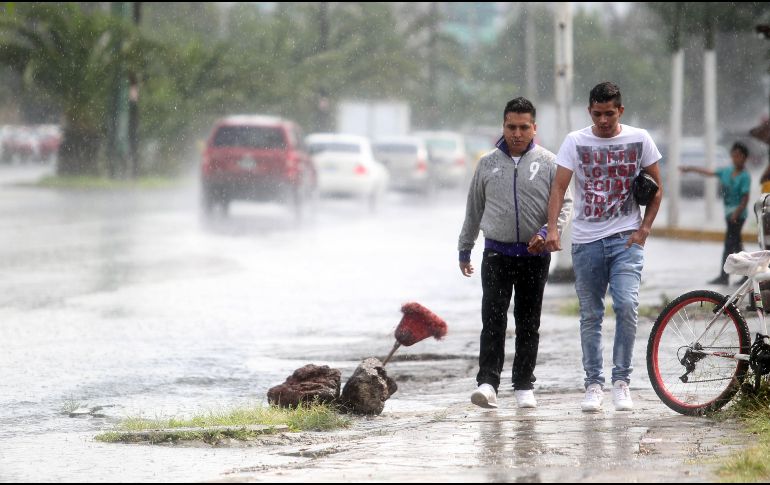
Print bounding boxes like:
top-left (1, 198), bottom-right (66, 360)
top-left (33, 175), bottom-right (185, 190)
top-left (61, 398), bottom-right (82, 414)
top-left (557, 299), bottom-right (585, 317)
top-left (714, 379), bottom-right (770, 482)
top-left (719, 446), bottom-right (770, 483)
top-left (429, 410), bottom-right (449, 423)
top-left (95, 402), bottom-right (351, 444)
top-left (556, 295), bottom-right (667, 320)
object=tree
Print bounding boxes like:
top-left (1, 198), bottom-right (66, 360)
top-left (264, 3), bottom-right (418, 131)
top-left (0, 3), bottom-right (149, 176)
top-left (648, 2), bottom-right (770, 132)
top-left (572, 5), bottom-right (669, 126)
top-left (137, 2), bottom-right (420, 173)
top-left (396, 2), bottom-right (467, 129)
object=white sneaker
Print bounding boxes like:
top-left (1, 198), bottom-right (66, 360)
top-left (514, 389), bottom-right (537, 409)
top-left (612, 380), bottom-right (633, 411)
top-left (471, 383), bottom-right (498, 409)
top-left (581, 383), bottom-right (604, 412)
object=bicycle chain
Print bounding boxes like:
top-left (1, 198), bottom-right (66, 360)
top-left (679, 376), bottom-right (732, 384)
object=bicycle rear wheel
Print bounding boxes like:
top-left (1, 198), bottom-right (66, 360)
top-left (647, 290), bottom-right (750, 416)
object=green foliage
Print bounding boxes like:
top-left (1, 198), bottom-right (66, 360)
top-left (719, 448), bottom-right (770, 483)
top-left (557, 295), bottom-right (666, 320)
top-left (649, 2), bottom-right (770, 50)
top-left (0, 3), bottom-right (152, 175)
top-left (60, 398), bottom-right (82, 414)
top-left (136, 2), bottom-right (420, 173)
top-left (468, 4), bottom-right (554, 127)
top-left (256, 3), bottom-right (419, 128)
top-left (646, 2), bottom-right (770, 134)
top-left (34, 174), bottom-right (183, 190)
top-left (713, 377), bottom-right (770, 420)
top-left (396, 2), bottom-right (467, 129)
top-left (573, 5), bottom-right (670, 127)
top-left (1, 3), bottom-right (768, 179)
top-left (714, 379), bottom-right (770, 482)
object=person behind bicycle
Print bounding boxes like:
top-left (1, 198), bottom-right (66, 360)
top-left (680, 142), bottom-right (751, 286)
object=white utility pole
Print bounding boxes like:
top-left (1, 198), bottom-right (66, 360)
top-left (554, 2), bottom-right (573, 145)
top-left (703, 48), bottom-right (718, 220)
top-left (524, 5), bottom-right (537, 102)
top-left (551, 2), bottom-right (575, 281)
top-left (668, 49), bottom-right (684, 228)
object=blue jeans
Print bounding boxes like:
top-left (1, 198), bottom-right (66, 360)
top-left (572, 232), bottom-right (644, 389)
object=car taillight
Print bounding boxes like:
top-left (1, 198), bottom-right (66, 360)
top-left (416, 159), bottom-right (428, 172)
top-left (455, 157), bottom-right (466, 166)
top-left (354, 164), bottom-right (368, 175)
top-left (286, 152), bottom-right (300, 179)
top-left (201, 152), bottom-right (213, 175)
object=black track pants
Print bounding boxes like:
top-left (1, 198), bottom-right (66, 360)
top-left (477, 249), bottom-right (550, 391)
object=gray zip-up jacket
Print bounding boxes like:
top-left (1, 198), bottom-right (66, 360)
top-left (458, 141), bottom-right (573, 259)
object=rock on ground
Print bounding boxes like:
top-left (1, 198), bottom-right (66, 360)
top-left (340, 358), bottom-right (398, 415)
top-left (267, 364), bottom-right (341, 408)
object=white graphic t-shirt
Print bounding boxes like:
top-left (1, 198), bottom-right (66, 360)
top-left (555, 124), bottom-right (661, 244)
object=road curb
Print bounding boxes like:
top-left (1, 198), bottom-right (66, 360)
top-left (651, 226), bottom-right (758, 243)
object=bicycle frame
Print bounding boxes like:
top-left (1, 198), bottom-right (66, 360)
top-left (691, 269), bottom-right (770, 362)
top-left (647, 200), bottom-right (770, 415)
top-left (693, 194), bottom-right (770, 361)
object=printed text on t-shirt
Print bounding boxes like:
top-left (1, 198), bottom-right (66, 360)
top-left (575, 142), bottom-right (642, 222)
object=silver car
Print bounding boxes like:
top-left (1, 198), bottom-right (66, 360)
top-left (413, 131), bottom-right (470, 189)
top-left (372, 136), bottom-right (433, 194)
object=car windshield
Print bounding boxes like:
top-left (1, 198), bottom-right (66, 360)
top-left (373, 144), bottom-right (417, 155)
top-left (308, 142), bottom-right (361, 155)
top-left (212, 126), bottom-right (287, 149)
top-left (424, 139), bottom-right (457, 153)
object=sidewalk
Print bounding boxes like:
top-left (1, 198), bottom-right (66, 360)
top-left (221, 236), bottom-right (749, 483)
top-left (221, 389), bottom-right (744, 482)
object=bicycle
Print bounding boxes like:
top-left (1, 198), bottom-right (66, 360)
top-left (646, 249), bottom-right (770, 416)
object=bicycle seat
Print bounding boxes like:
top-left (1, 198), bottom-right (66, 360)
top-left (724, 250), bottom-right (770, 276)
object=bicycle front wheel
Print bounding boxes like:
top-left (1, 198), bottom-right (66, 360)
top-left (647, 290), bottom-right (750, 416)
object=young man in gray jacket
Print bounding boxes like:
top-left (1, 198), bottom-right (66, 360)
top-left (458, 97), bottom-right (573, 409)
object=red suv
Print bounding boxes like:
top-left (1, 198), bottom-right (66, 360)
top-left (201, 115), bottom-right (316, 216)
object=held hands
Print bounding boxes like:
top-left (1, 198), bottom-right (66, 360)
top-left (544, 228), bottom-right (561, 253)
top-left (527, 234), bottom-right (546, 254)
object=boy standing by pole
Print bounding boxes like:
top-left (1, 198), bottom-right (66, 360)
top-left (681, 142), bottom-right (751, 286)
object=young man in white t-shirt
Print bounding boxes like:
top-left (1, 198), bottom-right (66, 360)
top-left (544, 82), bottom-right (663, 412)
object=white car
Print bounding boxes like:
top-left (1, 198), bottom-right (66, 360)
top-left (372, 136), bottom-right (433, 194)
top-left (306, 133), bottom-right (389, 207)
top-left (413, 131), bottom-right (470, 189)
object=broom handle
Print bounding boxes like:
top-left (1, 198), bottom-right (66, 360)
top-left (382, 342), bottom-right (401, 366)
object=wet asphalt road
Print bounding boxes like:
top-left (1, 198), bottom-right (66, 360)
top-left (0, 164), bottom-right (749, 482)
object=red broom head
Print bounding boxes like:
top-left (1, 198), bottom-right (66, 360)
top-left (394, 302), bottom-right (448, 347)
